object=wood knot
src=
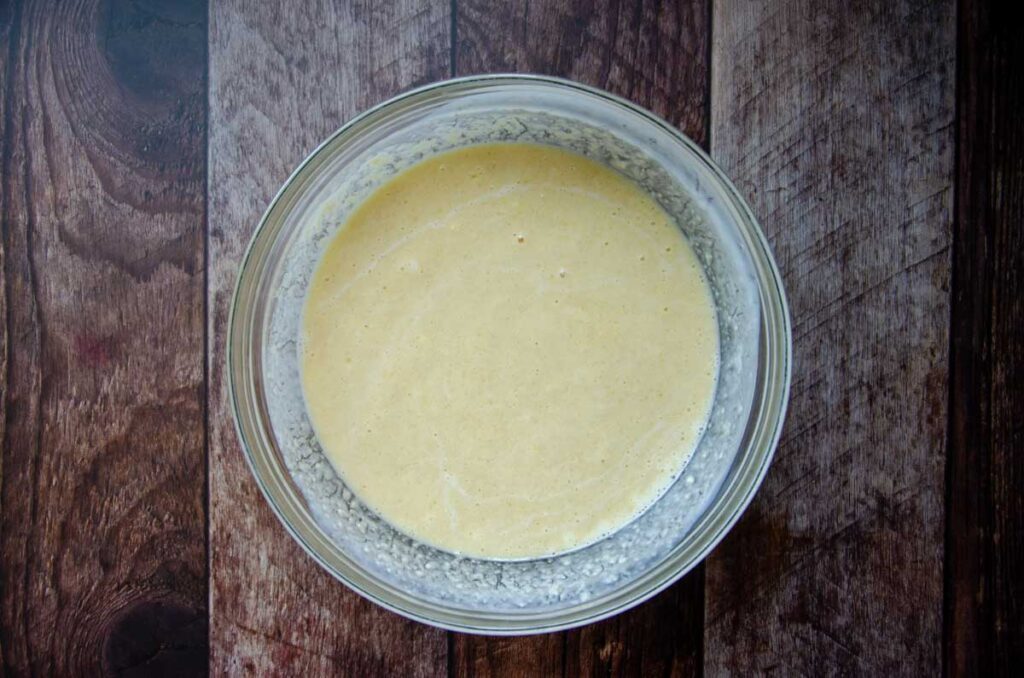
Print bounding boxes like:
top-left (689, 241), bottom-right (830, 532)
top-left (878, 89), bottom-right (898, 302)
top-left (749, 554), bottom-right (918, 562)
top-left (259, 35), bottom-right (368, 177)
top-left (100, 0), bottom-right (205, 106)
top-left (103, 599), bottom-right (207, 677)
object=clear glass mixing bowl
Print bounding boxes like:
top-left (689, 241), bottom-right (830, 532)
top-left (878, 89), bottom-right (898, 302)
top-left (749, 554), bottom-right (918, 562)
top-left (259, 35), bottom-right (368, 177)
top-left (228, 74), bottom-right (791, 634)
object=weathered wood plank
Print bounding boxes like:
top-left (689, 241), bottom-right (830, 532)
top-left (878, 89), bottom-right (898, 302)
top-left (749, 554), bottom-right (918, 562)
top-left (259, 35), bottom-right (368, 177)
top-left (454, 1), bottom-right (709, 675)
top-left (207, 1), bottom-right (450, 674)
top-left (0, 0), bottom-right (208, 674)
top-left (947, 0), bottom-right (1024, 674)
top-left (705, 0), bottom-right (954, 674)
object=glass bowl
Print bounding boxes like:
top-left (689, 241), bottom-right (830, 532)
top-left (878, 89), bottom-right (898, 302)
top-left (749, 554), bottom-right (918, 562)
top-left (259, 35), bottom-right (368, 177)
top-left (228, 74), bottom-right (791, 634)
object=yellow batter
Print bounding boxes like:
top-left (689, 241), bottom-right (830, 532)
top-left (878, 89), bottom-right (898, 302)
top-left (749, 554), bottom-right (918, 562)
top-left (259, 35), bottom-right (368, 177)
top-left (301, 143), bottom-right (718, 559)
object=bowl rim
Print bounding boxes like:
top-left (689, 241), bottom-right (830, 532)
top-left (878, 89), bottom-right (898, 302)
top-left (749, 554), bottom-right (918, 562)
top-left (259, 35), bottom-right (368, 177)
top-left (227, 73), bottom-right (792, 635)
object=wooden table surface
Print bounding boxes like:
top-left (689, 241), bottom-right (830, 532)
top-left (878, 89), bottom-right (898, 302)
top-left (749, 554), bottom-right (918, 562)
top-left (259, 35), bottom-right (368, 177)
top-left (1, 0), bottom-right (1021, 675)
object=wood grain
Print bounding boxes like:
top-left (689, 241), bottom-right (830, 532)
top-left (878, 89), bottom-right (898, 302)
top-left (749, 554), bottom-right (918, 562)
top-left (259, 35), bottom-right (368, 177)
top-left (457, 0), bottom-right (709, 145)
top-left (947, 0), bottom-right (1024, 674)
top-left (0, 0), bottom-right (207, 674)
top-left (453, 1), bottom-right (709, 675)
top-left (207, 1), bottom-right (450, 674)
top-left (705, 0), bottom-right (955, 674)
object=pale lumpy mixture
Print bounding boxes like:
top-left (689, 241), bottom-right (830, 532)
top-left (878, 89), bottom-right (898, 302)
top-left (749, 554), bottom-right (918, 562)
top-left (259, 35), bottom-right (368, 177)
top-left (301, 143), bottom-right (719, 560)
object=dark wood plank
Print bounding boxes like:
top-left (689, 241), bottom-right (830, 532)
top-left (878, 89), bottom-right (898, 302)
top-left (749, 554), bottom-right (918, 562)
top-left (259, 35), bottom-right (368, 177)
top-left (947, 0), bottom-right (1024, 674)
top-left (207, 1), bottom-right (450, 674)
top-left (564, 584), bottom-right (704, 677)
top-left (453, 1), bottom-right (709, 675)
top-left (0, 0), bottom-right (12, 598)
top-left (0, 0), bottom-right (207, 674)
top-left (452, 634), bottom-right (565, 678)
top-left (705, 0), bottom-right (954, 674)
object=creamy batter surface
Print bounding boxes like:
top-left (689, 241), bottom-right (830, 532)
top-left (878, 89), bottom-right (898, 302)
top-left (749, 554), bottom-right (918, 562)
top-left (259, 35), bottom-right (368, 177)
top-left (301, 143), bottom-right (718, 559)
